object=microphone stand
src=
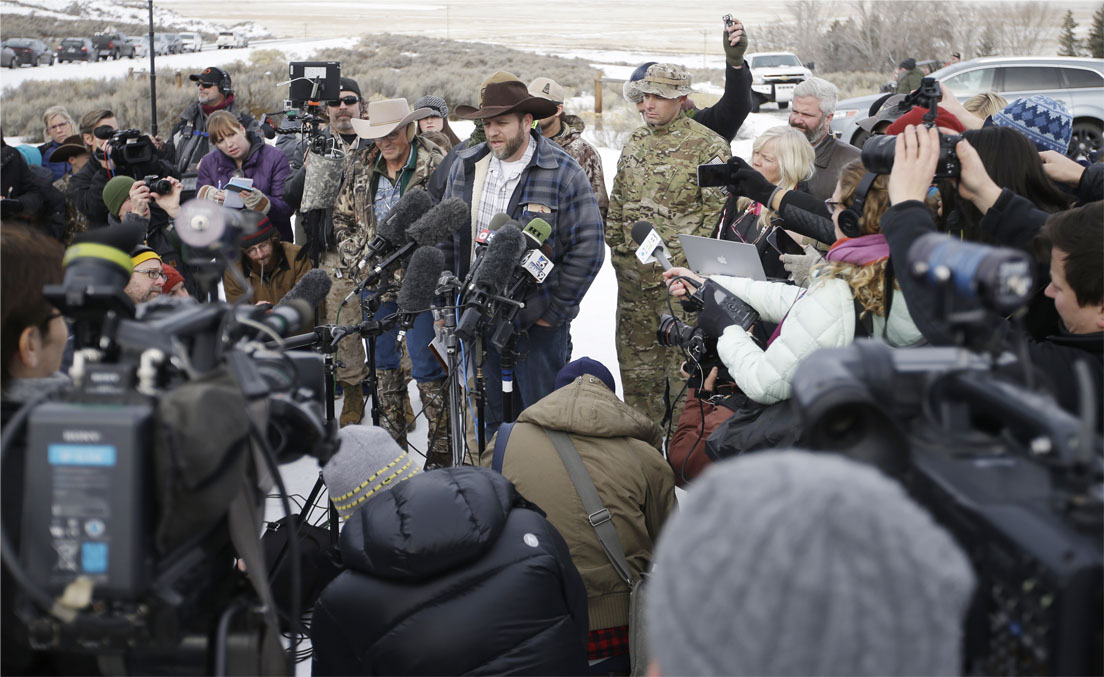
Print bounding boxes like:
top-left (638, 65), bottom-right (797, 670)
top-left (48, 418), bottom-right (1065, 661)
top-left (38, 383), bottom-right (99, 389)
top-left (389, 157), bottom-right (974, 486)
top-left (499, 337), bottom-right (517, 424)
top-left (475, 335), bottom-right (487, 454)
top-left (437, 273), bottom-right (468, 466)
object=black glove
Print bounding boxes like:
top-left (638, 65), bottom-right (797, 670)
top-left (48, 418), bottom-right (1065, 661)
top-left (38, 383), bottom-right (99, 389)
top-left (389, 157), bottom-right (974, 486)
top-left (731, 166), bottom-right (776, 206)
top-left (697, 280), bottom-right (758, 338)
top-left (1, 198), bottom-right (24, 218)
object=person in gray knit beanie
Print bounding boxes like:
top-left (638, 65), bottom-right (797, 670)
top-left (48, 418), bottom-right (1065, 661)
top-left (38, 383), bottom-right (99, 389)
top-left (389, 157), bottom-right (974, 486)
top-left (413, 94), bottom-right (461, 149)
top-left (646, 450), bottom-right (975, 676)
top-left (322, 425), bottom-right (419, 522)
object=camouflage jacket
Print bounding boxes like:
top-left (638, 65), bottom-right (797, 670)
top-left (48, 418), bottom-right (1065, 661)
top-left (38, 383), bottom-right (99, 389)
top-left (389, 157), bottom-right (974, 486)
top-left (607, 112), bottom-right (730, 287)
top-left (551, 114), bottom-right (608, 219)
top-left (332, 135), bottom-right (444, 279)
top-left (52, 173), bottom-right (88, 245)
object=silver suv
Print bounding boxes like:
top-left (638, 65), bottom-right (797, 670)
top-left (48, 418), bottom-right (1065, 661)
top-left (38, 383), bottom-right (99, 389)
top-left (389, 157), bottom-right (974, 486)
top-left (830, 57), bottom-right (1104, 157)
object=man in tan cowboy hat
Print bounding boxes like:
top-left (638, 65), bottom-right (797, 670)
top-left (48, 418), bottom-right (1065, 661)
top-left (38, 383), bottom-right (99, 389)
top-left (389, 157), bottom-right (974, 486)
top-left (331, 98), bottom-right (453, 467)
top-left (440, 77), bottom-right (605, 452)
top-left (607, 62), bottom-right (732, 424)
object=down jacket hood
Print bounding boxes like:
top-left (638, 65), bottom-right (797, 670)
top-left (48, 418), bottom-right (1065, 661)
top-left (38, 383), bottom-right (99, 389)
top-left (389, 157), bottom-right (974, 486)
top-left (517, 376), bottom-right (664, 450)
top-left (340, 467), bottom-right (527, 579)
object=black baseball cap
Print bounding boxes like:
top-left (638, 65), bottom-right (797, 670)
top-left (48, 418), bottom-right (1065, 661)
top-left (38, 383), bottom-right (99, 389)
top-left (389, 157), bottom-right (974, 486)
top-left (189, 66), bottom-right (230, 87)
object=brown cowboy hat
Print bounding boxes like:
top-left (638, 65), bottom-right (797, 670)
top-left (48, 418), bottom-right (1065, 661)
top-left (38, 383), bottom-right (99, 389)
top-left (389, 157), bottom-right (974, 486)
top-left (48, 134), bottom-right (90, 163)
top-left (454, 81), bottom-right (558, 121)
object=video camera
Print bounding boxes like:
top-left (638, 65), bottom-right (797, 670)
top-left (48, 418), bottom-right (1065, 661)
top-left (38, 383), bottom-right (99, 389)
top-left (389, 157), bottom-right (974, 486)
top-left (266, 61), bottom-right (342, 158)
top-left (860, 77), bottom-right (963, 178)
top-left (93, 126), bottom-right (163, 179)
top-left (2, 208), bottom-right (338, 674)
top-left (788, 232), bottom-right (1102, 675)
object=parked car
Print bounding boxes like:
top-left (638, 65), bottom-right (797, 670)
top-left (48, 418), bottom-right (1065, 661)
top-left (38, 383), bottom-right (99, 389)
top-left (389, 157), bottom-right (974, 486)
top-left (830, 56), bottom-right (1104, 158)
top-left (747, 52), bottom-right (812, 112)
top-left (178, 32), bottom-right (203, 53)
top-left (92, 31), bottom-right (136, 60)
top-left (1, 44), bottom-right (16, 69)
top-left (5, 38), bottom-right (55, 67)
top-left (56, 37), bottom-right (94, 63)
top-left (161, 33), bottom-right (183, 54)
top-left (215, 31), bottom-right (248, 49)
top-left (125, 36), bottom-right (147, 58)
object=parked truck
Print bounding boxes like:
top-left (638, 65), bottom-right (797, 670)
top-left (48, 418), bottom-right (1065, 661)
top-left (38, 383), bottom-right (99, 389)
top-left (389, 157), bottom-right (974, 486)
top-left (92, 31), bottom-right (136, 61)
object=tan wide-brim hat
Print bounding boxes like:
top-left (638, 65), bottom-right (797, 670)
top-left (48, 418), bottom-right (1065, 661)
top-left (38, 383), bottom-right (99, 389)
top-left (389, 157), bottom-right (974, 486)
top-left (454, 81), bottom-right (559, 121)
top-left (350, 98), bottom-right (433, 140)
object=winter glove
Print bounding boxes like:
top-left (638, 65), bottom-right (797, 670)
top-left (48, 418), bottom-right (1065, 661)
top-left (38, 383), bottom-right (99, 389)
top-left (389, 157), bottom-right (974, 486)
top-left (0, 198), bottom-right (24, 218)
top-left (730, 166), bottom-right (776, 206)
top-left (722, 22), bottom-right (748, 69)
top-left (697, 279), bottom-right (759, 338)
top-left (780, 244), bottom-right (824, 287)
top-left (196, 185), bottom-right (221, 203)
top-left (242, 188), bottom-right (272, 214)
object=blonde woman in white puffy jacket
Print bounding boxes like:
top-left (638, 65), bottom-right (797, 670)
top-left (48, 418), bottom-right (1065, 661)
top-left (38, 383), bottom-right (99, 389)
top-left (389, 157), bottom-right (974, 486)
top-left (664, 160), bottom-right (923, 405)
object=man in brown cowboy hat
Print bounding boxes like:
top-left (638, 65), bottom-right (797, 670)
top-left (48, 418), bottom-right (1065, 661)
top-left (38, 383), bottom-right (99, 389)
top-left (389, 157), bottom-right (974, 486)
top-left (440, 77), bottom-right (605, 451)
top-left (331, 98), bottom-right (452, 468)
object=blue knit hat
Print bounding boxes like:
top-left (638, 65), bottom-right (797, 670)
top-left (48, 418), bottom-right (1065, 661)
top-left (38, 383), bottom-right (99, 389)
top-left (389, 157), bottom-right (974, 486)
top-left (15, 144), bottom-right (42, 167)
top-left (622, 61), bottom-right (658, 103)
top-left (554, 357), bottom-right (616, 393)
top-left (990, 95), bottom-right (1072, 154)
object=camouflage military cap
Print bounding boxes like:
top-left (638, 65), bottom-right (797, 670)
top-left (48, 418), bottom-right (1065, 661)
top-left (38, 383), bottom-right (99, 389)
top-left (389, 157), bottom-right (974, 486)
top-left (635, 63), bottom-right (692, 99)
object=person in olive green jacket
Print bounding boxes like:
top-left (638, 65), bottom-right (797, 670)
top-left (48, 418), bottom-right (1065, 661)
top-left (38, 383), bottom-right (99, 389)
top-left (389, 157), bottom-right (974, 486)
top-left (480, 357), bottom-right (677, 672)
top-left (895, 58), bottom-right (925, 94)
top-left (223, 217), bottom-right (312, 306)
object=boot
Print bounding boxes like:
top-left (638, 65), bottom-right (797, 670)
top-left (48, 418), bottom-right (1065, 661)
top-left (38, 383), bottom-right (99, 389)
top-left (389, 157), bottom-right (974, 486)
top-left (338, 381), bottom-right (365, 427)
top-left (377, 368), bottom-right (409, 449)
top-left (417, 378), bottom-right (453, 470)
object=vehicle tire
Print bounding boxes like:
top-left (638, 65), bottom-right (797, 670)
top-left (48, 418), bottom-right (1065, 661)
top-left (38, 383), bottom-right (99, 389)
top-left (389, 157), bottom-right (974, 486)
top-left (113, 49), bottom-right (119, 60)
top-left (750, 94), bottom-right (762, 114)
top-left (1069, 120), bottom-right (1103, 161)
top-left (778, 101), bottom-right (789, 109)
top-left (31, 58), bottom-right (38, 68)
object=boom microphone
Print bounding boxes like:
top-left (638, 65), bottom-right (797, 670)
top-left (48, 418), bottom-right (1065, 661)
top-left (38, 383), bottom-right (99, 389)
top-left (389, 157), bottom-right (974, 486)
top-left (279, 268), bottom-right (332, 310)
top-left (631, 220), bottom-right (673, 270)
top-left (395, 247), bottom-right (446, 339)
top-left (455, 225), bottom-right (526, 341)
top-left (406, 197), bottom-right (470, 247)
top-left (355, 188), bottom-right (434, 271)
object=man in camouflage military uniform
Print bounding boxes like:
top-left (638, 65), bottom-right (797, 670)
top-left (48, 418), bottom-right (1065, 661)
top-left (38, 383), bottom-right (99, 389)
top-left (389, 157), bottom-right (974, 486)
top-left (527, 76), bottom-right (609, 220)
top-left (333, 98), bottom-right (451, 467)
top-left (608, 63), bottom-right (731, 425)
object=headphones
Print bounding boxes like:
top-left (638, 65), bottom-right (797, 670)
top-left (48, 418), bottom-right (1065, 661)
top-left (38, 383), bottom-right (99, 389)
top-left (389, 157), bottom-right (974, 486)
top-left (215, 68), bottom-right (233, 96)
top-left (837, 172), bottom-right (877, 239)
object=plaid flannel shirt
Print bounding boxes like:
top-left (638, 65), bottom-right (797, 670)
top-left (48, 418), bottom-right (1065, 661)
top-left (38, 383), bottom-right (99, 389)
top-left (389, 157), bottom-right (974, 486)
top-left (439, 129), bottom-right (605, 328)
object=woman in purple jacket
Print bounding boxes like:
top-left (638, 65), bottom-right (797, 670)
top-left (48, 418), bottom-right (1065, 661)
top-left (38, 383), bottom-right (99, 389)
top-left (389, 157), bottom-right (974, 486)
top-left (196, 110), bottom-right (293, 241)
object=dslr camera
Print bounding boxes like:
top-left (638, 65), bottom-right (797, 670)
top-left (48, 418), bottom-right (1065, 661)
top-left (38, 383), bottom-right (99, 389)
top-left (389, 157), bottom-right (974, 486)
top-left (141, 175), bottom-right (174, 195)
top-left (860, 77), bottom-right (962, 178)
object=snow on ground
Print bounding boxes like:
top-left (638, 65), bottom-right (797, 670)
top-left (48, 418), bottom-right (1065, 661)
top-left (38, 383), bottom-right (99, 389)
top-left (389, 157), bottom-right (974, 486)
top-left (0, 0), bottom-right (272, 40)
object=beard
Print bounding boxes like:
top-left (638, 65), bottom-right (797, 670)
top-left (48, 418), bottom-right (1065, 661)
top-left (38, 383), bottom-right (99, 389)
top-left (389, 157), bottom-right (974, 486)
top-left (491, 129), bottom-right (527, 160)
top-left (331, 114), bottom-right (355, 135)
top-left (795, 116), bottom-right (829, 144)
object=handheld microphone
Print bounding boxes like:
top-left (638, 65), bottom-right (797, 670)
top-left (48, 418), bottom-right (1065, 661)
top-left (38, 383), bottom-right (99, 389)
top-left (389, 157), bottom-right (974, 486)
top-left (395, 247), bottom-right (447, 342)
top-left (455, 225), bottom-right (526, 342)
top-left (518, 217), bottom-right (555, 284)
top-left (476, 212), bottom-right (513, 248)
top-left (355, 188), bottom-right (434, 271)
top-left (522, 217), bottom-right (552, 249)
top-left (631, 220), bottom-right (673, 270)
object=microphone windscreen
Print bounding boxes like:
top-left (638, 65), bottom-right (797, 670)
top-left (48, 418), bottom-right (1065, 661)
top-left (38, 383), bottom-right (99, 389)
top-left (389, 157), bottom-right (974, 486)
top-left (397, 247), bottom-right (446, 313)
top-left (488, 213), bottom-right (513, 231)
top-left (378, 188), bottom-right (434, 243)
top-left (71, 220), bottom-right (146, 253)
top-left (523, 217), bottom-right (552, 248)
top-left (283, 298), bottom-right (316, 335)
top-left (472, 225), bottom-right (525, 294)
top-left (408, 197), bottom-right (470, 246)
top-left (278, 268), bottom-right (332, 310)
top-left (631, 220), bottom-right (656, 246)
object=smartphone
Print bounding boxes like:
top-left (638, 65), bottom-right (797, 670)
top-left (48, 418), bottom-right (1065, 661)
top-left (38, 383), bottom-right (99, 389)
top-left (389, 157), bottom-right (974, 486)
top-left (767, 228), bottom-right (805, 256)
top-left (696, 163), bottom-right (732, 188)
top-left (223, 183), bottom-right (251, 193)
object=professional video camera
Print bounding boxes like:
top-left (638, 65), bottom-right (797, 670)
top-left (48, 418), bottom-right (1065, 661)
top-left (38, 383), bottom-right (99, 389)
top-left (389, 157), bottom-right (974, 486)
top-left (266, 61), bottom-right (342, 156)
top-left (1, 205), bottom-right (338, 674)
top-left (790, 231), bottom-right (1102, 676)
top-left (860, 77), bottom-right (963, 178)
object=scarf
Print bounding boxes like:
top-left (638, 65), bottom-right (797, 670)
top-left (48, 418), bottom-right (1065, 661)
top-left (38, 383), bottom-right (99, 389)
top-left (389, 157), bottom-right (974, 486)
top-left (201, 93), bottom-right (234, 117)
top-left (826, 233), bottom-right (890, 265)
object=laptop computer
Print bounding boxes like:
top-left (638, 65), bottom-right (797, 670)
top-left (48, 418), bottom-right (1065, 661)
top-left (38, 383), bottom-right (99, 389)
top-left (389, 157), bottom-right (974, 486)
top-left (678, 234), bottom-right (767, 280)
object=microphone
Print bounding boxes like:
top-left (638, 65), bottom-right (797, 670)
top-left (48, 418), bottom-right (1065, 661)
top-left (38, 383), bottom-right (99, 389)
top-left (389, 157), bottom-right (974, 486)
top-left (476, 212), bottom-right (513, 248)
top-left (631, 220), bottom-right (673, 270)
top-left (522, 217), bottom-right (552, 250)
top-left (395, 247), bottom-right (446, 341)
top-left (251, 268), bottom-right (333, 339)
top-left (455, 225), bottom-right (527, 342)
top-left (355, 196), bottom-right (468, 291)
top-left (517, 217), bottom-right (555, 285)
top-left (279, 268), bottom-right (332, 309)
top-left (355, 188), bottom-right (434, 271)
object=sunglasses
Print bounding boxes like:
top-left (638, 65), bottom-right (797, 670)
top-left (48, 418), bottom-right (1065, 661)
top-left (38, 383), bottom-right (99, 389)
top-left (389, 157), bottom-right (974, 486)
top-left (327, 95), bottom-right (360, 107)
top-left (196, 82), bottom-right (217, 89)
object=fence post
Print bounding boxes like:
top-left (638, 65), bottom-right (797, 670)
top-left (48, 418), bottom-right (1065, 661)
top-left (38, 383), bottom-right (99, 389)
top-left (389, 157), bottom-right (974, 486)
top-left (175, 70), bottom-right (183, 88)
top-left (594, 73), bottom-right (603, 116)
top-left (127, 67), bottom-right (134, 79)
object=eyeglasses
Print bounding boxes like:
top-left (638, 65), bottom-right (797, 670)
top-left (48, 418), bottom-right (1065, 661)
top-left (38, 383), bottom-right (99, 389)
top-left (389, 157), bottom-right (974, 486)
top-left (196, 82), bottom-right (217, 89)
top-left (326, 95), bottom-right (360, 107)
top-left (134, 268), bottom-right (166, 281)
top-left (48, 121), bottom-right (71, 131)
top-left (824, 199), bottom-right (842, 213)
top-left (244, 240), bottom-right (273, 256)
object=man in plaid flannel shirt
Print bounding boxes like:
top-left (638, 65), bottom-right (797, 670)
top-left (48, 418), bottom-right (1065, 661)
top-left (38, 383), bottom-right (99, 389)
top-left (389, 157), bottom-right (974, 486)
top-left (441, 79), bottom-right (604, 438)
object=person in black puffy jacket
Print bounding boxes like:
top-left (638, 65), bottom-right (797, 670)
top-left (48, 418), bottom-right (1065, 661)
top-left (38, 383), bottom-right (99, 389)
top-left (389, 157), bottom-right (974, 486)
top-left (312, 465), bottom-right (589, 676)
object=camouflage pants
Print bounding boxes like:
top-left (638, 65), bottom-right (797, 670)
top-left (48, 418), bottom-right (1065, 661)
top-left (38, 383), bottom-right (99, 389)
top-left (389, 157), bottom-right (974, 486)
top-left (378, 368), bottom-right (450, 456)
top-left (320, 250), bottom-right (368, 384)
top-left (613, 252), bottom-right (688, 427)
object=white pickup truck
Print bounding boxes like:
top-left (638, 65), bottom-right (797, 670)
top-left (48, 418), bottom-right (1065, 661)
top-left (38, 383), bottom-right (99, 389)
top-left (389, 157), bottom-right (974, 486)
top-left (215, 31), bottom-right (248, 49)
top-left (748, 52), bottom-right (813, 112)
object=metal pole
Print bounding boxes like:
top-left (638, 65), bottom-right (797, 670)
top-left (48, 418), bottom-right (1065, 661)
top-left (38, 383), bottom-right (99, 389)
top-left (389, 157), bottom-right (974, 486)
top-left (147, 0), bottom-right (158, 136)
